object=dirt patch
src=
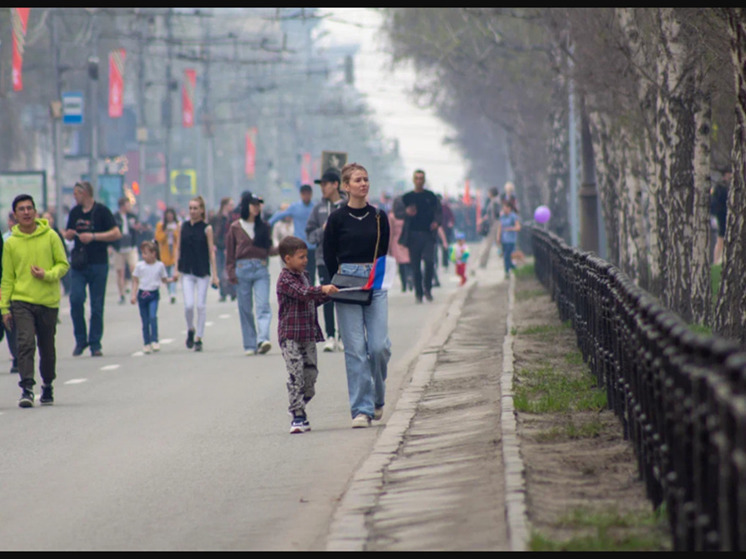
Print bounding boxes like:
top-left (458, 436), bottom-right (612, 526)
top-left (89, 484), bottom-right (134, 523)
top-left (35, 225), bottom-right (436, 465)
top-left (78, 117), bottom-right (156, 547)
top-left (512, 273), bottom-right (671, 551)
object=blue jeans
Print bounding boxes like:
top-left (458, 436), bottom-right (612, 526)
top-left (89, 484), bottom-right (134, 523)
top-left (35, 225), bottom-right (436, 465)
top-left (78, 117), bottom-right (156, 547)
top-left (165, 265), bottom-right (176, 297)
top-left (502, 242), bottom-right (515, 275)
top-left (335, 263), bottom-right (391, 419)
top-left (69, 263), bottom-right (109, 352)
top-left (235, 259), bottom-right (271, 351)
top-left (137, 289), bottom-right (160, 345)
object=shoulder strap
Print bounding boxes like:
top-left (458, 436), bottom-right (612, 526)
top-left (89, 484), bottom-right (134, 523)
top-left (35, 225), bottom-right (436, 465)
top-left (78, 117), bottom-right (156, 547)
top-left (373, 208), bottom-right (381, 263)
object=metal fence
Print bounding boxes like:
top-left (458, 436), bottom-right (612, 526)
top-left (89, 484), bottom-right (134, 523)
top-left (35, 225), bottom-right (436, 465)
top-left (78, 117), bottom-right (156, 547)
top-left (531, 226), bottom-right (746, 551)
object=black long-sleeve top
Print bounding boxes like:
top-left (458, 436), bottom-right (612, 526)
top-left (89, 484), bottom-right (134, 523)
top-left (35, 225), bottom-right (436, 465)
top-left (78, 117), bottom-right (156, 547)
top-left (322, 204), bottom-right (390, 277)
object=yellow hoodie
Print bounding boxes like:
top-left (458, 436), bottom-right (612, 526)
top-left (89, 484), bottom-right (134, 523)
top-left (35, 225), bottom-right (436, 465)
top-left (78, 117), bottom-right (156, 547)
top-left (0, 218), bottom-right (70, 313)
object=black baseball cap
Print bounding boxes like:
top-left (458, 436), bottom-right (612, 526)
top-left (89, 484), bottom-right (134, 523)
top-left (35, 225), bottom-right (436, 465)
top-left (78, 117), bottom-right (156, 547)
top-left (314, 168), bottom-right (341, 184)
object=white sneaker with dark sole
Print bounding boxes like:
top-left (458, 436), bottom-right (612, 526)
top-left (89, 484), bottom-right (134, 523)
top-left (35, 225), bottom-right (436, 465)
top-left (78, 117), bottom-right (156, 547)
top-left (258, 341), bottom-right (272, 354)
top-left (352, 414), bottom-right (371, 428)
top-left (323, 339), bottom-right (336, 352)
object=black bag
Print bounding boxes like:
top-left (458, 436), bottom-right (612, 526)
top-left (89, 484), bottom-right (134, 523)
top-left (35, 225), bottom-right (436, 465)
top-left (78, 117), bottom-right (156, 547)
top-left (70, 245), bottom-right (88, 270)
top-left (329, 209), bottom-right (381, 307)
top-left (478, 219), bottom-right (490, 237)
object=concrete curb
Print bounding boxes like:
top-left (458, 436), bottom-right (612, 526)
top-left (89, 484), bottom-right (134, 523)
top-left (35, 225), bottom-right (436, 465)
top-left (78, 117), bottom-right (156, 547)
top-left (501, 273), bottom-right (530, 551)
top-left (325, 282), bottom-right (473, 551)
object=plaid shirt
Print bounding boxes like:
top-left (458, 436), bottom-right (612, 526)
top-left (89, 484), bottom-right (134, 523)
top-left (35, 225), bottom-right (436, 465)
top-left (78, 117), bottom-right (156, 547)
top-left (276, 268), bottom-right (328, 343)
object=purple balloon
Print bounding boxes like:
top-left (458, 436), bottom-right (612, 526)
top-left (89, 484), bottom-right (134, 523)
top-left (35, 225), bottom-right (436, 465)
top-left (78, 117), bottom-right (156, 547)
top-left (534, 205), bottom-right (551, 224)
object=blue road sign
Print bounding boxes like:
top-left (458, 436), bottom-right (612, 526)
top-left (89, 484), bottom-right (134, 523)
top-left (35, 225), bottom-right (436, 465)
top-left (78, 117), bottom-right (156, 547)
top-left (62, 91), bottom-right (84, 125)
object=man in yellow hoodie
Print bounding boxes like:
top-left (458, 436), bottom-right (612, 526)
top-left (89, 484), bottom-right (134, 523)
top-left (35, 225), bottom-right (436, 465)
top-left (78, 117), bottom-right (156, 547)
top-left (0, 194), bottom-right (69, 408)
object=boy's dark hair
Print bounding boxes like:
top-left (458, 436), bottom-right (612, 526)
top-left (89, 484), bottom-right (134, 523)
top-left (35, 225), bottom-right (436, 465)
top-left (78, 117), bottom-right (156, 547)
top-left (279, 236), bottom-right (307, 261)
top-left (118, 197), bottom-right (129, 208)
top-left (12, 194), bottom-right (35, 212)
top-left (299, 184), bottom-right (313, 193)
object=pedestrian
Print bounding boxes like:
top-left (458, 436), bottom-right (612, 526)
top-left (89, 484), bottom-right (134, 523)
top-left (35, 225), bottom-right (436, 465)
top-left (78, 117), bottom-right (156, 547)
top-left (269, 183), bottom-right (317, 285)
top-left (710, 166), bottom-right (730, 266)
top-left (276, 236), bottom-right (339, 433)
top-left (113, 197), bottom-right (144, 305)
top-left (209, 196), bottom-right (236, 303)
top-left (449, 231), bottom-right (470, 286)
top-left (2, 214), bottom-right (19, 373)
top-left (323, 162), bottom-right (392, 428)
top-left (478, 186), bottom-right (501, 269)
top-left (41, 210), bottom-right (71, 297)
top-left (496, 198), bottom-right (521, 278)
top-left (173, 196), bottom-right (219, 352)
top-left (401, 169), bottom-right (442, 303)
top-left (388, 195), bottom-right (413, 293)
top-left (271, 202), bottom-right (294, 249)
top-left (154, 207), bottom-right (180, 304)
top-left (63, 181), bottom-right (122, 357)
top-left (306, 167), bottom-right (347, 352)
top-left (0, 194), bottom-right (70, 407)
top-left (225, 192), bottom-right (275, 356)
top-left (130, 240), bottom-right (173, 354)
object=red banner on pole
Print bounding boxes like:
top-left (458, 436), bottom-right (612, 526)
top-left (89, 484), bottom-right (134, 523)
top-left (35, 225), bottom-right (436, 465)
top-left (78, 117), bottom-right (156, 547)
top-left (108, 49), bottom-right (126, 118)
top-left (300, 152), bottom-right (311, 185)
top-left (245, 127), bottom-right (257, 179)
top-left (463, 179), bottom-right (472, 205)
top-left (12, 8), bottom-right (31, 92)
top-left (182, 69), bottom-right (196, 128)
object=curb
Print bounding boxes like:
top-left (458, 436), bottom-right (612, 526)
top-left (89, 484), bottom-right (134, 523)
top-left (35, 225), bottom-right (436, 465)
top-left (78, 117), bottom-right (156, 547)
top-left (501, 273), bottom-right (530, 551)
top-left (325, 282), bottom-right (473, 551)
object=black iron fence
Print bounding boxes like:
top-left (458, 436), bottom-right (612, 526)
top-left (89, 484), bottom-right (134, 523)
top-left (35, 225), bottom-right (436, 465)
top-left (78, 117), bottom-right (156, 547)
top-left (531, 226), bottom-right (746, 551)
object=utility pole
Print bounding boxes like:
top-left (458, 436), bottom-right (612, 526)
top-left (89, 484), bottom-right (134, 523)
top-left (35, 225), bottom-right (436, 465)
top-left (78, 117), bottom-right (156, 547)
top-left (136, 9), bottom-right (148, 202)
top-left (568, 54), bottom-right (579, 248)
top-left (578, 93), bottom-right (600, 255)
top-left (87, 11), bottom-right (100, 194)
top-left (164, 7), bottom-right (174, 207)
top-left (202, 12), bottom-right (215, 209)
top-left (50, 8), bottom-right (65, 229)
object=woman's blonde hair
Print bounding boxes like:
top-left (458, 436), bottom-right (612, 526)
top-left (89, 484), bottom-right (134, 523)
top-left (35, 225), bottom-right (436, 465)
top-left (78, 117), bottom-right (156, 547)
top-left (341, 162), bottom-right (368, 186)
top-left (190, 196), bottom-right (206, 220)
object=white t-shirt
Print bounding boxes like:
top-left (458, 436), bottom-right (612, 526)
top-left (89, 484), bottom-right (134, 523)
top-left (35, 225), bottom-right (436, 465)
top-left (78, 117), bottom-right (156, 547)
top-left (133, 260), bottom-right (168, 291)
top-left (239, 219), bottom-right (255, 239)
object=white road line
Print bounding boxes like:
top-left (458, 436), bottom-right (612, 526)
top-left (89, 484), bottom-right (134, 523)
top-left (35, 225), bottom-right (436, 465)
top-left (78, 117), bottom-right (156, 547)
top-left (64, 378), bottom-right (87, 385)
top-left (219, 314), bottom-right (231, 319)
top-left (206, 321), bottom-right (214, 327)
top-left (132, 351), bottom-right (144, 357)
top-left (100, 364), bottom-right (120, 371)
top-left (160, 338), bottom-right (174, 344)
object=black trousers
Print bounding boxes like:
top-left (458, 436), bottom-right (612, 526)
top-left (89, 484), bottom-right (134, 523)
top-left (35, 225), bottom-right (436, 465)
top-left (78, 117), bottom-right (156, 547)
top-left (317, 263), bottom-right (335, 338)
top-left (306, 248), bottom-right (317, 286)
top-left (407, 230), bottom-right (436, 299)
top-left (11, 301), bottom-right (59, 390)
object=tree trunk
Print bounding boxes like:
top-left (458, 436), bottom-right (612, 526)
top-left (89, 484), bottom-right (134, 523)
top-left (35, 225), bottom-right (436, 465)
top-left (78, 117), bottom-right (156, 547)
top-left (714, 8), bottom-right (746, 347)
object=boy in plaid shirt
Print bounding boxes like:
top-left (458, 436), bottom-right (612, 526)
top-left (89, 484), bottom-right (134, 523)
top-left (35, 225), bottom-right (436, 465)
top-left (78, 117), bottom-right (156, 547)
top-left (276, 236), bottom-right (339, 433)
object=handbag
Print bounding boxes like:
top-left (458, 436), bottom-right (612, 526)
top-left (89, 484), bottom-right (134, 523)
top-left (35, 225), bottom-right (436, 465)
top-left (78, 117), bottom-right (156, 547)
top-left (329, 209), bottom-right (380, 306)
top-left (70, 244), bottom-right (88, 270)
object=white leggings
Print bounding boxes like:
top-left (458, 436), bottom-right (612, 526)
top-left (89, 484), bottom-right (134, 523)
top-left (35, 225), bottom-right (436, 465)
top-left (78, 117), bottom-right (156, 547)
top-left (181, 273), bottom-right (209, 338)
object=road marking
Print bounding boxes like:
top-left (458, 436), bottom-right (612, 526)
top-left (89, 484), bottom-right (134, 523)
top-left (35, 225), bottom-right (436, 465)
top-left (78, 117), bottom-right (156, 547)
top-left (206, 321), bottom-right (214, 327)
top-left (160, 338), bottom-right (174, 344)
top-left (100, 364), bottom-right (120, 371)
top-left (64, 378), bottom-right (87, 385)
top-left (219, 314), bottom-right (231, 319)
top-left (133, 351), bottom-right (144, 357)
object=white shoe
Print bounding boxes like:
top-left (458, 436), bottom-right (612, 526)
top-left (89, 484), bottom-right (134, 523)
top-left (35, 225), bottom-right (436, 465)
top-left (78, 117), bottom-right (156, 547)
top-left (151, 342), bottom-right (160, 352)
top-left (323, 339), bottom-right (336, 352)
top-left (352, 414), bottom-right (371, 428)
top-left (143, 344), bottom-right (152, 354)
top-left (336, 337), bottom-right (344, 352)
top-left (245, 349), bottom-right (256, 356)
top-left (258, 341), bottom-right (272, 355)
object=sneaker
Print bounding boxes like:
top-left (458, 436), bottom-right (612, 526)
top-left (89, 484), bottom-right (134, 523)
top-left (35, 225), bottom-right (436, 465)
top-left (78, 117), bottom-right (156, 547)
top-left (10, 364), bottom-right (19, 374)
top-left (19, 390), bottom-right (34, 408)
top-left (91, 349), bottom-right (103, 357)
top-left (194, 340), bottom-right (203, 352)
top-left (143, 344), bottom-right (152, 354)
top-left (374, 407), bottom-right (383, 421)
top-left (425, 293), bottom-right (434, 302)
top-left (245, 349), bottom-right (256, 356)
top-left (186, 329), bottom-right (195, 349)
top-left (336, 337), bottom-right (344, 352)
top-left (151, 342), bottom-right (160, 352)
top-left (40, 385), bottom-right (54, 405)
top-left (290, 416), bottom-right (308, 434)
top-left (72, 344), bottom-right (88, 357)
top-left (258, 341), bottom-right (271, 354)
top-left (352, 414), bottom-right (371, 428)
top-left (323, 339), bottom-right (336, 352)
top-left (170, 296), bottom-right (176, 304)
top-left (118, 295), bottom-right (126, 305)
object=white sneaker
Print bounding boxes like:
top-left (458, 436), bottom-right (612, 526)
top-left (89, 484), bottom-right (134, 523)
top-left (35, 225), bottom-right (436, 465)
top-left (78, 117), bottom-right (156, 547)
top-left (245, 349), bottom-right (256, 356)
top-left (352, 414), bottom-right (371, 428)
top-left (143, 344), bottom-right (152, 354)
top-left (258, 341), bottom-right (272, 354)
top-left (151, 342), bottom-right (160, 352)
top-left (323, 339), bottom-right (336, 352)
top-left (336, 337), bottom-right (344, 352)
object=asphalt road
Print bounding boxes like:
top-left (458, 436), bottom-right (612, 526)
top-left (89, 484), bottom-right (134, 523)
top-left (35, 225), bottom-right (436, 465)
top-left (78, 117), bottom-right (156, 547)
top-left (0, 256), bottom-right (460, 551)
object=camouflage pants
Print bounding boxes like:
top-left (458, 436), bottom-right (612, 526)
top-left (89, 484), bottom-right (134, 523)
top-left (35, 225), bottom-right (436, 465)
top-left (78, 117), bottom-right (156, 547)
top-left (280, 340), bottom-right (319, 417)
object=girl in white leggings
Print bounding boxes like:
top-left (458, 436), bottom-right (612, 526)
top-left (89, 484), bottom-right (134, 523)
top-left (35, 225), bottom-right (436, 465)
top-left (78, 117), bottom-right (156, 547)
top-left (173, 196), bottom-right (219, 351)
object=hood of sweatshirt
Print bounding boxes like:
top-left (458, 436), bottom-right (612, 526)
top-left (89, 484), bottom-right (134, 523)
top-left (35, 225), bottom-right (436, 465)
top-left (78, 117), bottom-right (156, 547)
top-left (11, 218), bottom-right (51, 239)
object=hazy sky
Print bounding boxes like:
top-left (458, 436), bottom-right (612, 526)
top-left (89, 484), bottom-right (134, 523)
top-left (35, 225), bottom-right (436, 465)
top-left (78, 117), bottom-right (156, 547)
top-left (317, 8), bottom-right (469, 196)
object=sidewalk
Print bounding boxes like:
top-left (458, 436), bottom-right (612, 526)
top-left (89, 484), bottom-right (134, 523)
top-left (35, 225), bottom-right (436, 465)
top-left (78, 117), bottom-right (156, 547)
top-left (325, 250), bottom-right (528, 551)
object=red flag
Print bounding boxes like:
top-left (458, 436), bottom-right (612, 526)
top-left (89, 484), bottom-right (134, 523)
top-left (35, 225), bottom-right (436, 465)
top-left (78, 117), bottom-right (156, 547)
top-left (300, 152), bottom-right (311, 184)
top-left (108, 49), bottom-right (126, 118)
top-left (182, 69), bottom-right (196, 128)
top-left (463, 179), bottom-right (472, 205)
top-left (245, 127), bottom-right (257, 179)
top-left (12, 8), bottom-right (31, 92)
